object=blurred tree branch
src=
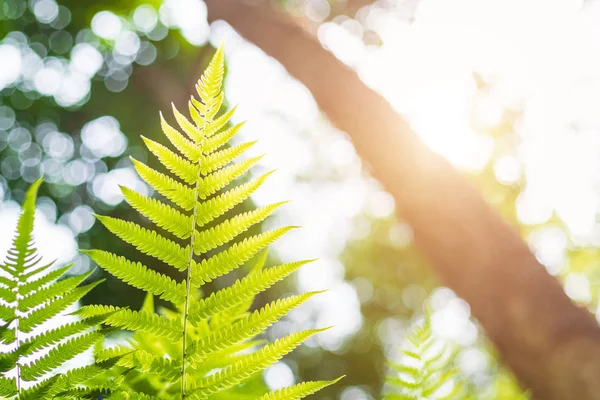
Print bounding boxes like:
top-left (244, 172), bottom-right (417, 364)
top-left (205, 1), bottom-right (600, 398)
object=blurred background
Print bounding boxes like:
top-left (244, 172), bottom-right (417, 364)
top-left (1, 0), bottom-right (600, 398)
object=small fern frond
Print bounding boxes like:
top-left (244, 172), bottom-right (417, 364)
top-left (0, 180), bottom-right (113, 398)
top-left (385, 304), bottom-right (466, 400)
top-left (259, 377), bottom-right (345, 400)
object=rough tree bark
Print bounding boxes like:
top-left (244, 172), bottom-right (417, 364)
top-left (205, 1), bottom-right (600, 399)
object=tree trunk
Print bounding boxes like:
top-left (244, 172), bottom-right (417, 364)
top-left (205, 1), bottom-right (600, 398)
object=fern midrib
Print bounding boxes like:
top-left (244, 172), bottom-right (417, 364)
top-left (181, 117), bottom-right (209, 399)
top-left (14, 268), bottom-right (24, 393)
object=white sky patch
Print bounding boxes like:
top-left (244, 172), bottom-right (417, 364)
top-left (91, 10), bottom-right (123, 40)
top-left (92, 167), bottom-right (149, 206)
top-left (81, 116), bottom-right (128, 159)
top-left (0, 44), bottom-right (22, 90)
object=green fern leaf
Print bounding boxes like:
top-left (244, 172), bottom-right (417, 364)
top-left (142, 135), bottom-right (198, 184)
top-left (0, 180), bottom-right (113, 397)
top-left (193, 202), bottom-right (287, 255)
top-left (204, 122), bottom-right (245, 154)
top-left (194, 170), bottom-right (274, 228)
top-left (20, 330), bottom-right (104, 380)
top-left (188, 292), bottom-right (322, 364)
top-left (131, 158), bottom-right (195, 210)
top-left (120, 186), bottom-right (192, 239)
top-left (200, 140), bottom-right (256, 175)
top-left (192, 227), bottom-right (295, 286)
top-left (259, 377), bottom-right (344, 400)
top-left (160, 112), bottom-right (201, 161)
top-left (189, 260), bottom-right (314, 322)
top-left (104, 309), bottom-right (182, 341)
top-left (97, 216), bottom-right (190, 271)
top-left (0, 376), bottom-right (16, 397)
top-left (82, 250), bottom-right (186, 305)
top-left (192, 328), bottom-right (329, 397)
top-left (19, 280), bottom-right (102, 333)
top-left (87, 42), bottom-right (337, 399)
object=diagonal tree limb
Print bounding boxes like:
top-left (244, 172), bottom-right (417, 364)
top-left (205, 1), bottom-right (600, 398)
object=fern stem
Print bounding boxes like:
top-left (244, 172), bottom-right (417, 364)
top-left (15, 320), bottom-right (21, 393)
top-left (181, 137), bottom-right (205, 398)
top-left (15, 277), bottom-right (23, 393)
top-left (181, 181), bottom-right (199, 398)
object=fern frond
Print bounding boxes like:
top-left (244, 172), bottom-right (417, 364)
top-left (385, 304), bottom-right (466, 399)
top-left (0, 180), bottom-right (114, 397)
top-left (87, 42), bottom-right (337, 399)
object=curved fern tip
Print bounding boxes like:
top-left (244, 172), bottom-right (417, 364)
top-left (315, 326), bottom-right (334, 334)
